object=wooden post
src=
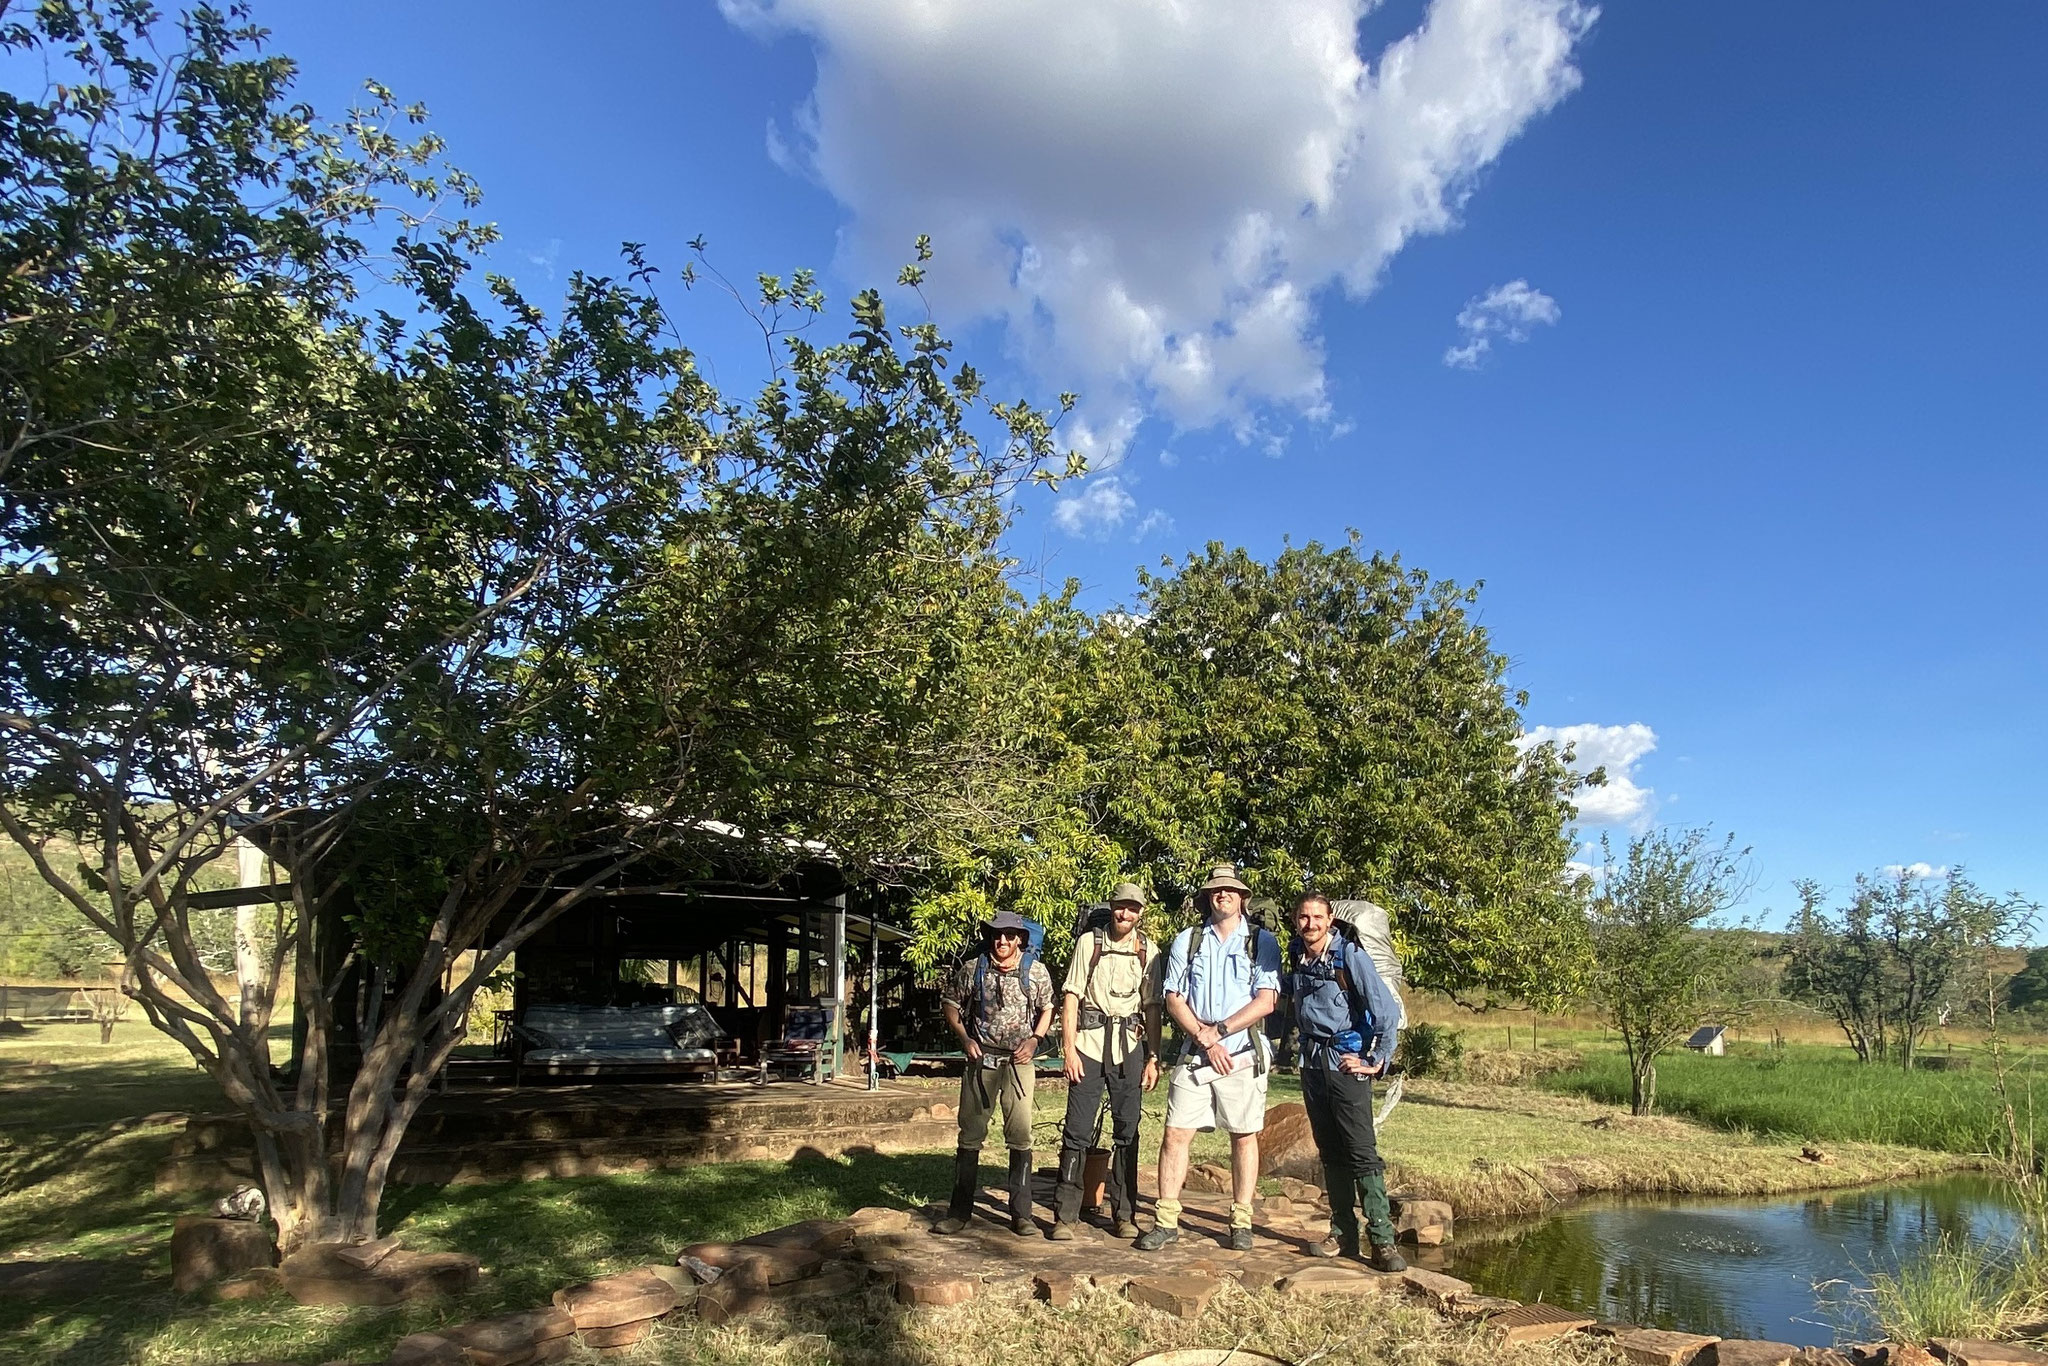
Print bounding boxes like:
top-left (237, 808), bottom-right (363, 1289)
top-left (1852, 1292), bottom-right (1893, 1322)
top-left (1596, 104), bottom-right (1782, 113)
top-left (766, 921), bottom-right (788, 1025)
top-left (829, 893), bottom-right (848, 1080)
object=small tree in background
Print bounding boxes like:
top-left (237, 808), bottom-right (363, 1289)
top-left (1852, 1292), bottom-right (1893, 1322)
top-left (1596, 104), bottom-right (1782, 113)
top-left (1786, 869), bottom-right (2034, 1068)
top-left (1589, 828), bottom-right (1752, 1115)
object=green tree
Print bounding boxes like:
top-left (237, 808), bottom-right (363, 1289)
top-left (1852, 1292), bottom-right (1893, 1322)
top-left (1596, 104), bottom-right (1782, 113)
top-left (1109, 539), bottom-right (1592, 1003)
top-left (0, 4), bottom-right (1065, 1244)
top-left (1589, 828), bottom-right (1752, 1115)
top-left (2005, 947), bottom-right (2048, 1015)
top-left (1786, 869), bottom-right (2034, 1068)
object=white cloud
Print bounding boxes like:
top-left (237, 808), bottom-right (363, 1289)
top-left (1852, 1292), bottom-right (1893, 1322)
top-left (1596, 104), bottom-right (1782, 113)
top-left (1132, 508), bottom-right (1175, 540)
top-left (1883, 862), bottom-right (1950, 882)
top-left (1518, 722), bottom-right (1658, 829)
top-left (1052, 477), bottom-right (1138, 537)
top-left (1443, 277), bottom-right (1559, 368)
top-left (723, 0), bottom-right (1596, 465)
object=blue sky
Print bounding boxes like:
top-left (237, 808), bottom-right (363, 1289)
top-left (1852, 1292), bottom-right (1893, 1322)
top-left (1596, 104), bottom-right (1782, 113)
top-left (247, 3), bottom-right (2045, 923)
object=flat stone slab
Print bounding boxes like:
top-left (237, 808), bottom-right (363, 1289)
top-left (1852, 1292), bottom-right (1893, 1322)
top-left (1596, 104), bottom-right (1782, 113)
top-left (1489, 1302), bottom-right (1595, 1343)
top-left (171, 1215), bottom-right (277, 1292)
top-left (895, 1270), bottom-right (977, 1307)
top-left (279, 1244), bottom-right (479, 1306)
top-left (1391, 1198), bottom-right (1455, 1246)
top-left (581, 1317), bottom-right (653, 1350)
top-left (1709, 1342), bottom-right (1802, 1366)
top-left (210, 1266), bottom-right (284, 1301)
top-left (1397, 1266), bottom-right (1473, 1309)
top-left (1035, 1270), bottom-right (1081, 1306)
top-left (552, 1268), bottom-right (678, 1329)
top-left (678, 1242), bottom-right (822, 1285)
top-left (1617, 1328), bottom-right (1722, 1365)
top-left (392, 1307), bottom-right (575, 1366)
top-left (1275, 1265), bottom-right (1398, 1297)
top-left (1930, 1342), bottom-right (2048, 1366)
top-left (740, 1218), bottom-right (855, 1254)
top-left (1128, 1275), bottom-right (1220, 1319)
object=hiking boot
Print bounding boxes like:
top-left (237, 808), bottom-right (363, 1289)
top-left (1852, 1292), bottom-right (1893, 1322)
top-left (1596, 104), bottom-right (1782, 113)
top-left (1308, 1233), bottom-right (1359, 1258)
top-left (1366, 1242), bottom-right (1407, 1273)
top-left (1107, 1140), bottom-right (1141, 1232)
top-left (1006, 1148), bottom-right (1035, 1236)
top-left (1047, 1147), bottom-right (1085, 1240)
top-left (931, 1146), bottom-right (979, 1235)
top-left (1133, 1224), bottom-right (1179, 1251)
top-left (1111, 1219), bottom-right (1141, 1239)
top-left (1228, 1226), bottom-right (1255, 1252)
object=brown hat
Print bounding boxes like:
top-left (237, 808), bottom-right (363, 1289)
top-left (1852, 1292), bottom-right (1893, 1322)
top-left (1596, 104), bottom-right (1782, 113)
top-left (1108, 881), bottom-right (1148, 907)
top-left (1197, 864), bottom-right (1252, 895)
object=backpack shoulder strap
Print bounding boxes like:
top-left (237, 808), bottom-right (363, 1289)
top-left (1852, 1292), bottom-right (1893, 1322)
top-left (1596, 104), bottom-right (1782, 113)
top-left (1175, 925), bottom-right (1200, 998)
top-left (1081, 926), bottom-right (1107, 997)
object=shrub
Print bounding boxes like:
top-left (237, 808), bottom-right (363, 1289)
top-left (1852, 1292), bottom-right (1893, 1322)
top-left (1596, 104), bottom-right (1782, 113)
top-left (1402, 1022), bottom-right (1466, 1079)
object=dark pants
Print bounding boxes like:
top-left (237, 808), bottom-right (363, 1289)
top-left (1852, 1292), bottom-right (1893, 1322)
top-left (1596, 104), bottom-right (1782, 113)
top-left (1057, 1047), bottom-right (1144, 1220)
top-left (1302, 1064), bottom-right (1396, 1246)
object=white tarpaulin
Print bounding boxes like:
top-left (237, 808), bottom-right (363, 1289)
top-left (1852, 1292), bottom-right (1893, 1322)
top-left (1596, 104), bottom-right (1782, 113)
top-left (1330, 900), bottom-right (1406, 1032)
top-left (1330, 898), bottom-right (1408, 1124)
top-left (1329, 899), bottom-right (1403, 986)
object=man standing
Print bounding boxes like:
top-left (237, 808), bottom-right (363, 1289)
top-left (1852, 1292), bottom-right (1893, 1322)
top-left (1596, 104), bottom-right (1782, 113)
top-left (1136, 864), bottom-right (1282, 1252)
top-left (932, 911), bottom-right (1055, 1237)
top-left (1285, 892), bottom-right (1406, 1271)
top-left (1048, 883), bottom-right (1162, 1240)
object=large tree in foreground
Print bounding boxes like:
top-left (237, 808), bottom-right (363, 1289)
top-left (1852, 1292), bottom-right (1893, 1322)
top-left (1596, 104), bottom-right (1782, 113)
top-left (0, 2), bottom-right (1065, 1246)
top-left (905, 539), bottom-right (1598, 1000)
top-left (1589, 828), bottom-right (1752, 1115)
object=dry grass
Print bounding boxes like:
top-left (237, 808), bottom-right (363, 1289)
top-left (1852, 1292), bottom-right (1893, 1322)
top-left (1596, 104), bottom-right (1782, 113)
top-left (1379, 1080), bottom-right (1975, 1218)
top-left (609, 1272), bottom-right (1616, 1366)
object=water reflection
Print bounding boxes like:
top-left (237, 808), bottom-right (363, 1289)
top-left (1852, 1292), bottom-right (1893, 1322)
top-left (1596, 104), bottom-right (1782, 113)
top-left (1437, 1175), bottom-right (2018, 1345)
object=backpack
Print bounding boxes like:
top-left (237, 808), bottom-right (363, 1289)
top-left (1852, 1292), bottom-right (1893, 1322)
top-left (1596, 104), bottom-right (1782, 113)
top-left (1286, 926), bottom-right (1374, 1035)
top-left (1070, 900), bottom-right (1153, 998)
top-left (969, 917), bottom-right (1045, 1032)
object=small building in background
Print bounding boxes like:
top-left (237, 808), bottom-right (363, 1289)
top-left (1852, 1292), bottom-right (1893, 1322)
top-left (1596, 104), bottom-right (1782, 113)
top-left (1684, 1024), bottom-right (1727, 1056)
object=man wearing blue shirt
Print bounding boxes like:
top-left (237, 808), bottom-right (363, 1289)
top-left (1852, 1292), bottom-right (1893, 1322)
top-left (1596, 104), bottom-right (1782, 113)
top-left (1285, 891), bottom-right (1406, 1271)
top-left (1135, 863), bottom-right (1282, 1252)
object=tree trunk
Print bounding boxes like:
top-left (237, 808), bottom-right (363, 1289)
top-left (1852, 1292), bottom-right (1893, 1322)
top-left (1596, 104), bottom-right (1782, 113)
top-left (1630, 1056), bottom-right (1657, 1116)
top-left (234, 838), bottom-right (272, 1033)
top-left (97, 1019), bottom-right (114, 1044)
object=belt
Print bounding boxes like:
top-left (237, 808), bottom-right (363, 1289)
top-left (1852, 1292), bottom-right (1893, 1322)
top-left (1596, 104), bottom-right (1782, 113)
top-left (1077, 1006), bottom-right (1144, 1064)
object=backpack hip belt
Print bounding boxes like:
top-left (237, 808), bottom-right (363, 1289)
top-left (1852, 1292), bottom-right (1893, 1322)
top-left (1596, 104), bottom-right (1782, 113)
top-left (1077, 1005), bottom-right (1145, 1066)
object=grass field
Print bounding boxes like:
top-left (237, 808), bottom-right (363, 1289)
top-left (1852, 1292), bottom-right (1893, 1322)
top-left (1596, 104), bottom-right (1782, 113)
top-left (0, 1022), bottom-right (1979, 1365)
top-left (1538, 1040), bottom-right (2046, 1156)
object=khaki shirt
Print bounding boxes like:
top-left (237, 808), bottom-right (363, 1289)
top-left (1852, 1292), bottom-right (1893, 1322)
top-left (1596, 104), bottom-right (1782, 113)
top-left (1062, 929), bottom-right (1164, 1063)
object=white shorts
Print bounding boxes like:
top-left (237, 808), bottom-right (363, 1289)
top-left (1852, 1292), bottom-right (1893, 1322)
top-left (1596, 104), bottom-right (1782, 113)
top-left (1164, 1057), bottom-right (1270, 1134)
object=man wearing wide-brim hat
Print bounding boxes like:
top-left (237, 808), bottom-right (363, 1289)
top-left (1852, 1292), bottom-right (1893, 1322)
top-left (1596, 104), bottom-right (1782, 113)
top-left (1136, 863), bottom-right (1282, 1253)
top-left (932, 910), bottom-right (1055, 1236)
top-left (1047, 882), bottom-right (1163, 1241)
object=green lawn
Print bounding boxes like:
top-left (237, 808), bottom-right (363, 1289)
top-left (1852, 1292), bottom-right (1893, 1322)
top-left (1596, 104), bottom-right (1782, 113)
top-left (1540, 1039), bottom-right (2044, 1154)
top-left (0, 1021), bottom-right (1991, 1364)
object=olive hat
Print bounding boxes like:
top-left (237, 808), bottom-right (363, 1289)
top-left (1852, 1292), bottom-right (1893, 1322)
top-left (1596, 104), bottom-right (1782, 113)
top-left (1196, 863), bottom-right (1252, 895)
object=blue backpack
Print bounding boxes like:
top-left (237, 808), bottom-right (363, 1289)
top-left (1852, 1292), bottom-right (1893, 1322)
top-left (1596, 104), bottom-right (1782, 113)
top-left (970, 917), bottom-right (1045, 1030)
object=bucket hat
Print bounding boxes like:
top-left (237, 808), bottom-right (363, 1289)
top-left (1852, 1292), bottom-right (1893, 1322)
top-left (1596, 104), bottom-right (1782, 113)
top-left (1108, 881), bottom-right (1149, 907)
top-left (1197, 864), bottom-right (1252, 895)
top-left (984, 910), bottom-right (1031, 938)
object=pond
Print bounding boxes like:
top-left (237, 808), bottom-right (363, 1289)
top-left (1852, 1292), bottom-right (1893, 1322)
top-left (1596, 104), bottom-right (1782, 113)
top-left (1433, 1174), bottom-right (2019, 1345)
